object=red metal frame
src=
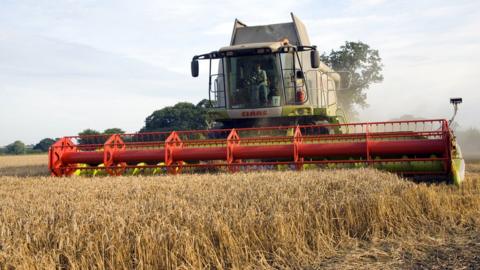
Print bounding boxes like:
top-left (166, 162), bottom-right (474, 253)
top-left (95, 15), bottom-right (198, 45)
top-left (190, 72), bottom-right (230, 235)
top-left (49, 138), bottom-right (77, 176)
top-left (49, 119), bottom-right (453, 177)
top-left (104, 134), bottom-right (126, 176)
top-left (226, 129), bottom-right (242, 172)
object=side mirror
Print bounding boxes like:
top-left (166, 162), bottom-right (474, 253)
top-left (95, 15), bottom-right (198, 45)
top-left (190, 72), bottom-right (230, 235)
top-left (191, 59), bottom-right (199, 77)
top-left (310, 50), bottom-right (320, 69)
top-left (296, 70), bottom-right (304, 79)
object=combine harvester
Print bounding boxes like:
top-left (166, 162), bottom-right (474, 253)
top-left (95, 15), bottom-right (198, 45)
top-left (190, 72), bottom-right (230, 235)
top-left (49, 14), bottom-right (465, 185)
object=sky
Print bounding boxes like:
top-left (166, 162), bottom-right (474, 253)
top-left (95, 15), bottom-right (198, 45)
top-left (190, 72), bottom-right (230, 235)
top-left (0, 0), bottom-right (479, 145)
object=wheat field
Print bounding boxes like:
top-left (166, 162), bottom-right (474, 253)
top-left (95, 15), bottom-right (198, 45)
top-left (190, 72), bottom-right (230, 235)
top-left (0, 155), bottom-right (479, 269)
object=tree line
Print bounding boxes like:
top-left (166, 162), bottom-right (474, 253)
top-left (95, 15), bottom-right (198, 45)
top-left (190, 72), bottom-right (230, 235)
top-left (0, 129), bottom-right (126, 155)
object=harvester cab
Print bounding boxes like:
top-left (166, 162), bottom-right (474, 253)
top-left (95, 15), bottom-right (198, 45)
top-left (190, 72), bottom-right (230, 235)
top-left (191, 13), bottom-right (348, 129)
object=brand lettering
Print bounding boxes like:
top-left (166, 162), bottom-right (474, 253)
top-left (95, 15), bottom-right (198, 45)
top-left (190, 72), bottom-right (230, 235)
top-left (241, 110), bottom-right (268, 117)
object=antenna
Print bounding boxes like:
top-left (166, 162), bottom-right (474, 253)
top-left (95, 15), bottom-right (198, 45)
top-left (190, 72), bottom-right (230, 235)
top-left (449, 97), bottom-right (462, 126)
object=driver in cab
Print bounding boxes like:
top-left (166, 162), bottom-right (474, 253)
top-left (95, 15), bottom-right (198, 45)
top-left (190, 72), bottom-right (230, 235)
top-left (251, 63), bottom-right (269, 106)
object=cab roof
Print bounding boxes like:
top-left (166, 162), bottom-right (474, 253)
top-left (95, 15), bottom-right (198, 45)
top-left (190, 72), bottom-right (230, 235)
top-left (230, 13), bottom-right (311, 46)
top-left (219, 41), bottom-right (288, 53)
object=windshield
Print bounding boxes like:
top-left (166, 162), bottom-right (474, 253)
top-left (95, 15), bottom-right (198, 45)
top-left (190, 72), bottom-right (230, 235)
top-left (224, 54), bottom-right (284, 109)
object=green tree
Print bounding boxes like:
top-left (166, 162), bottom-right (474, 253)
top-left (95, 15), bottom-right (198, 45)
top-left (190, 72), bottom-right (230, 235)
top-left (78, 128), bottom-right (127, 145)
top-left (5, 140), bottom-right (26, 155)
top-left (196, 99), bottom-right (213, 109)
top-left (103, 128), bottom-right (126, 135)
top-left (321, 41), bottom-right (384, 115)
top-left (33, 138), bottom-right (56, 152)
top-left (78, 129), bottom-right (103, 145)
top-left (141, 101), bottom-right (209, 132)
top-left (79, 129), bottom-right (101, 136)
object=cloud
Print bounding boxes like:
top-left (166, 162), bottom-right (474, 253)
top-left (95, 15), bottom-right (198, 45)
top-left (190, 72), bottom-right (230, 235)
top-left (0, 30), bottom-right (202, 145)
top-left (349, 0), bottom-right (386, 7)
top-left (203, 22), bottom-right (233, 36)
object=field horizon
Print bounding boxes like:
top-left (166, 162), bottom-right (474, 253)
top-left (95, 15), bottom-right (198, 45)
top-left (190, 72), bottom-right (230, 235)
top-left (0, 155), bottom-right (479, 269)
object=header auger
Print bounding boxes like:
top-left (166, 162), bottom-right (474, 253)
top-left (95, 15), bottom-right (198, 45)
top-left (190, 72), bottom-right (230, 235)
top-left (49, 13), bottom-right (465, 184)
top-left (49, 119), bottom-right (465, 185)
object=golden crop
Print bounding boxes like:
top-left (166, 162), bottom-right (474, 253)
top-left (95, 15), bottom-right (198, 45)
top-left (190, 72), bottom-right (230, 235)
top-left (0, 155), bottom-right (479, 269)
top-left (0, 154), bottom-right (48, 177)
